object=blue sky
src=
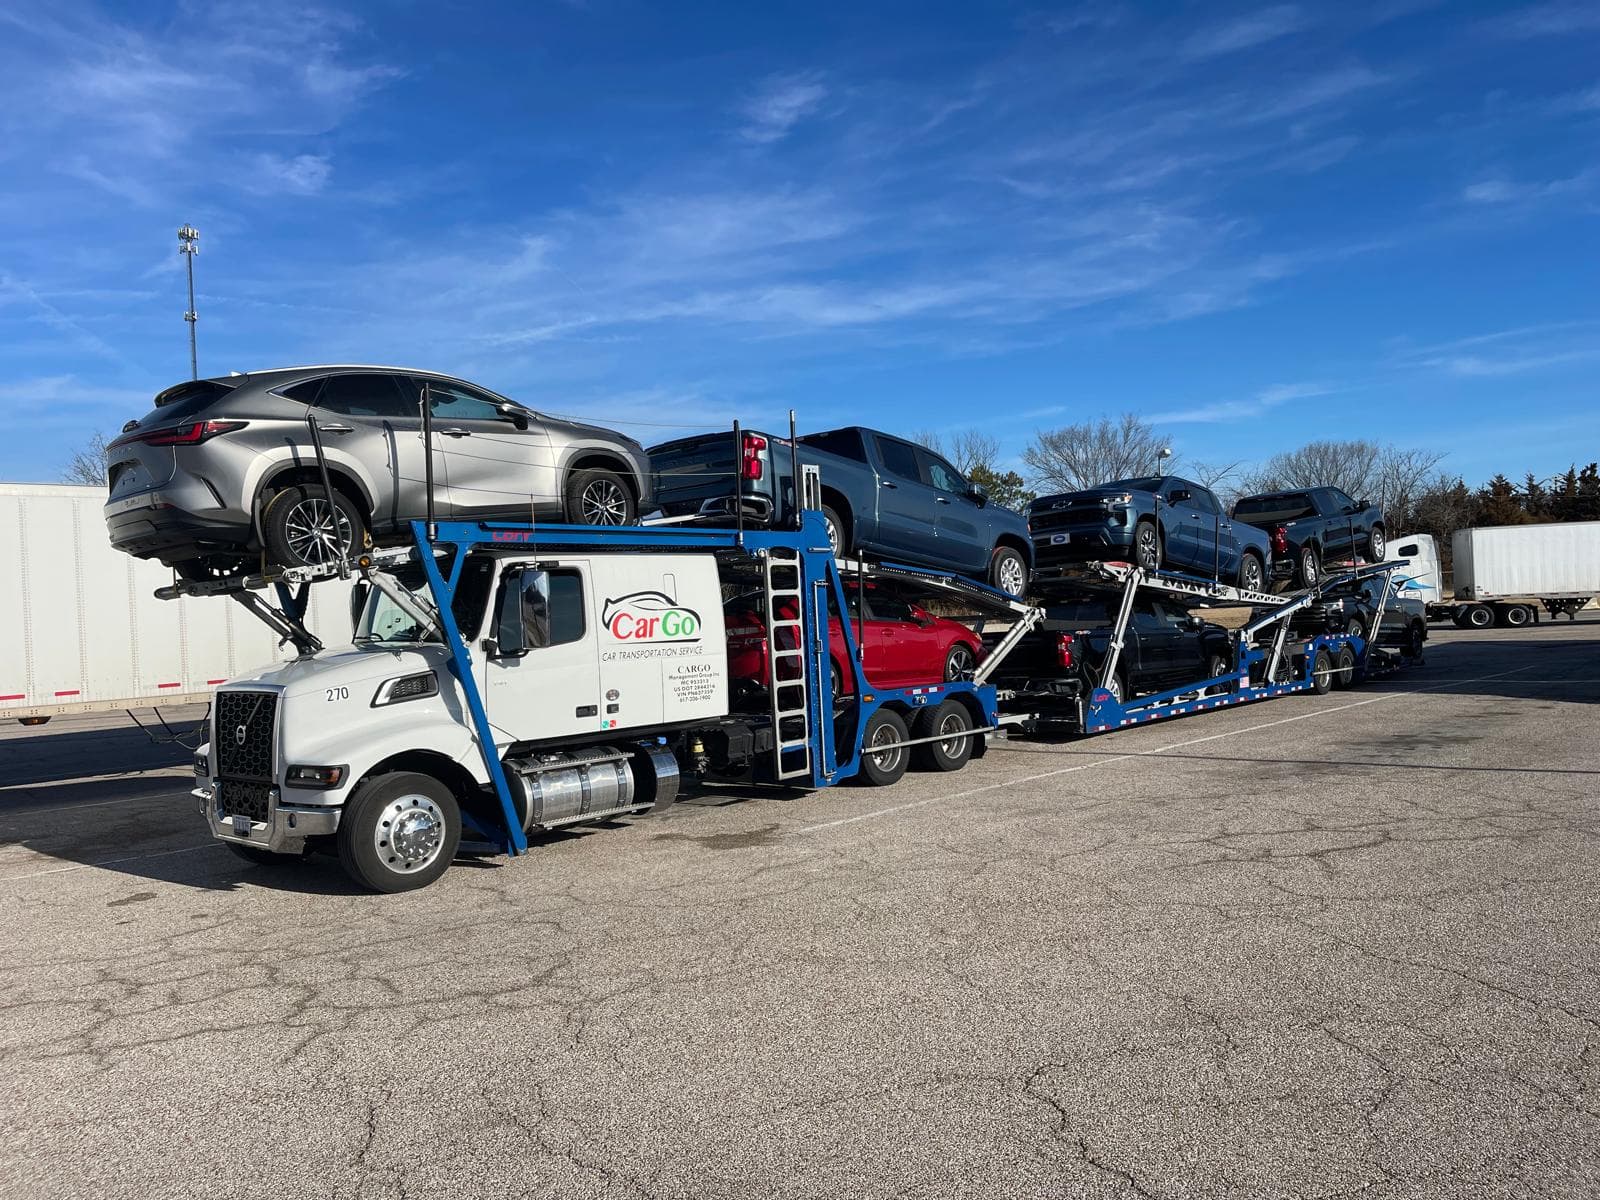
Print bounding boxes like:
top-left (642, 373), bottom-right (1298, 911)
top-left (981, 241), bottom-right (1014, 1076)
top-left (1, 0), bottom-right (1596, 487)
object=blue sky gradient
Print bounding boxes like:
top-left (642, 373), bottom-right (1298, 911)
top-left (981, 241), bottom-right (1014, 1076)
top-left (1, 0), bottom-right (1596, 486)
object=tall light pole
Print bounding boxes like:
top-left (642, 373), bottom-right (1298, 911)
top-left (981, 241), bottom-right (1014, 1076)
top-left (178, 225), bottom-right (200, 379)
top-left (1156, 446), bottom-right (1173, 478)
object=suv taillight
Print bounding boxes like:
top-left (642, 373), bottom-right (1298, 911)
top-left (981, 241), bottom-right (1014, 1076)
top-left (742, 433), bottom-right (767, 481)
top-left (112, 420), bottom-right (248, 448)
top-left (1271, 525), bottom-right (1290, 555)
top-left (1056, 633), bottom-right (1074, 669)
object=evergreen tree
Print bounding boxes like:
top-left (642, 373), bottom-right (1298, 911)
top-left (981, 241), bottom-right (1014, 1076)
top-left (1578, 463), bottom-right (1600, 522)
top-left (1521, 473), bottom-right (1549, 521)
top-left (1475, 474), bottom-right (1529, 526)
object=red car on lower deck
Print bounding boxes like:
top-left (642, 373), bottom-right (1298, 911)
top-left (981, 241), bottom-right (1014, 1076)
top-left (726, 584), bottom-right (984, 702)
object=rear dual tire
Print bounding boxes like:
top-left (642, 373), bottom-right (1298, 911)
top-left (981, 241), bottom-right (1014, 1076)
top-left (913, 699), bottom-right (975, 773)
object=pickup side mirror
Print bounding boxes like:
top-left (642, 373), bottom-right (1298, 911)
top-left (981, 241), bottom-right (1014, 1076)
top-left (1356, 498), bottom-right (1372, 511)
top-left (966, 482), bottom-right (988, 507)
top-left (349, 581), bottom-right (370, 635)
top-left (1167, 489), bottom-right (1191, 504)
top-left (1185, 614), bottom-right (1204, 631)
top-left (496, 401), bottom-right (531, 431)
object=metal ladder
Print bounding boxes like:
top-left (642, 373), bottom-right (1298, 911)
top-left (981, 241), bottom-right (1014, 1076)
top-left (764, 548), bottom-right (813, 780)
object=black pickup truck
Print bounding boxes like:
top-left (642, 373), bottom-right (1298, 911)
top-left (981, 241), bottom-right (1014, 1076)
top-left (1230, 487), bottom-right (1386, 587)
top-left (985, 592), bottom-right (1235, 718)
top-left (648, 426), bottom-right (1033, 595)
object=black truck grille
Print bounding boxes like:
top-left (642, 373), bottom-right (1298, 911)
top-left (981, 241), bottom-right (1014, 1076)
top-left (215, 690), bottom-right (277, 782)
top-left (221, 781), bottom-right (273, 823)
top-left (1030, 506), bottom-right (1104, 532)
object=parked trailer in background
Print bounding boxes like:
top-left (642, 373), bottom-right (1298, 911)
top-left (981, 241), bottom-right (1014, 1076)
top-left (1383, 523), bottom-right (1600, 628)
top-left (0, 484), bottom-right (344, 723)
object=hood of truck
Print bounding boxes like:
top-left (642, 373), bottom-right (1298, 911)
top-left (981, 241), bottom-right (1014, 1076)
top-left (224, 643), bottom-right (452, 698)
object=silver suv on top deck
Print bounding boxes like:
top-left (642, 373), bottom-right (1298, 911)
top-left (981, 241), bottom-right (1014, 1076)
top-left (104, 366), bottom-right (653, 579)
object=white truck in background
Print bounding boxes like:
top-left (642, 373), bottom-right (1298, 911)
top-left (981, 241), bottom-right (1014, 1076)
top-left (1384, 521), bottom-right (1600, 629)
top-left (1, 484), bottom-right (343, 725)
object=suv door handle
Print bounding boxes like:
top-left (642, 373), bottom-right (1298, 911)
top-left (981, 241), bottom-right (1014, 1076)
top-left (440, 427), bottom-right (472, 438)
top-left (880, 480), bottom-right (898, 489)
top-left (317, 423), bottom-right (354, 434)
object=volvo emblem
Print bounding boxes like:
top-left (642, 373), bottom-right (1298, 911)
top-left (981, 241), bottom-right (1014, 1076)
top-left (235, 725), bottom-right (248, 746)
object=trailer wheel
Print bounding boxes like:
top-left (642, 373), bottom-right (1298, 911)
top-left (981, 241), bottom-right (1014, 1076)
top-left (1501, 604), bottom-right (1532, 628)
top-left (1463, 604), bottom-right (1494, 629)
top-left (858, 709), bottom-right (910, 786)
top-left (1333, 645), bottom-right (1356, 689)
top-left (913, 700), bottom-right (973, 773)
top-left (1311, 648), bottom-right (1335, 694)
top-left (337, 772), bottom-right (461, 893)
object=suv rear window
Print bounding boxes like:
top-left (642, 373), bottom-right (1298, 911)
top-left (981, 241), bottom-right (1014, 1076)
top-left (1234, 493), bottom-right (1315, 522)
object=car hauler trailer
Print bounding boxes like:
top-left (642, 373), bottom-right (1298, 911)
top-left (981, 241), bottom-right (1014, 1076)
top-left (996, 558), bottom-right (1418, 736)
top-left (1383, 525), bottom-right (1600, 628)
top-left (0, 483), bottom-right (343, 725)
top-left (171, 496), bottom-right (1042, 893)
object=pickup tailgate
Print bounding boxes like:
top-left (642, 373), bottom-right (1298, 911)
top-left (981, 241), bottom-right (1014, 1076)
top-left (649, 431), bottom-right (782, 518)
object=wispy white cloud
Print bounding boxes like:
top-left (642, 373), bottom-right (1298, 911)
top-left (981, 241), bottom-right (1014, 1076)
top-left (738, 72), bottom-right (828, 144)
top-left (249, 153), bottom-right (333, 196)
top-left (1181, 6), bottom-right (1309, 60)
top-left (1461, 167), bottom-right (1597, 206)
top-left (1393, 321), bottom-right (1600, 377)
top-left (1147, 382), bottom-right (1337, 424)
top-left (1490, 2), bottom-right (1600, 37)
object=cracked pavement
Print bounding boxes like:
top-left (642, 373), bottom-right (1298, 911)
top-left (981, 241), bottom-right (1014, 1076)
top-left (2, 619), bottom-right (1598, 1198)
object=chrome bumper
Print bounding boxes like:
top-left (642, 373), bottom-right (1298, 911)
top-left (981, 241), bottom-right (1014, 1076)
top-left (195, 783), bottom-right (341, 854)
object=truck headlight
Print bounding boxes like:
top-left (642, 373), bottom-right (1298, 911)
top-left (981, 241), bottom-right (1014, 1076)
top-left (286, 764), bottom-right (346, 789)
top-left (372, 671), bottom-right (439, 707)
top-left (193, 751), bottom-right (209, 777)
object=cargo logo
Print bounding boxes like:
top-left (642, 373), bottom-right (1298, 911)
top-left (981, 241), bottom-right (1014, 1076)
top-left (602, 591), bottom-right (702, 643)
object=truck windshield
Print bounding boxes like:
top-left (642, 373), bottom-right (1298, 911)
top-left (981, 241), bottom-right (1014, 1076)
top-left (1234, 494), bottom-right (1314, 522)
top-left (356, 589), bottom-right (434, 643)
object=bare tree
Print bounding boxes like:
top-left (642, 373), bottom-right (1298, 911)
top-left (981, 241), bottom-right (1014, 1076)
top-left (62, 433), bottom-right (114, 486)
top-left (1022, 415), bottom-right (1172, 493)
top-left (1188, 459), bottom-right (1245, 506)
top-left (907, 427), bottom-right (1033, 510)
top-left (1240, 440), bottom-right (1444, 520)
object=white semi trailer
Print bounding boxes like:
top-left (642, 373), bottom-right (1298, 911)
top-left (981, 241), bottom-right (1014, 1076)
top-left (0, 484), bottom-right (342, 724)
top-left (1384, 521), bottom-right (1600, 628)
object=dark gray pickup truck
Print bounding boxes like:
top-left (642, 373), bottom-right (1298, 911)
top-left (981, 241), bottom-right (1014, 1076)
top-left (648, 426), bottom-right (1033, 595)
top-left (1231, 487), bottom-right (1386, 587)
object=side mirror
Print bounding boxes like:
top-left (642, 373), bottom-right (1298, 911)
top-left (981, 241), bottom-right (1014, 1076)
top-left (349, 581), bottom-right (370, 635)
top-left (493, 571), bottom-right (530, 657)
top-left (910, 606), bottom-right (934, 626)
top-left (966, 482), bottom-right (988, 507)
top-left (1186, 614), bottom-right (1204, 631)
top-left (496, 401), bottom-right (530, 431)
top-left (1357, 498), bottom-right (1372, 510)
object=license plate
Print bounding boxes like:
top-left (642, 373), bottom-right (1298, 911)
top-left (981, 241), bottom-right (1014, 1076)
top-left (232, 814), bottom-right (251, 836)
top-left (1051, 533), bottom-right (1070, 545)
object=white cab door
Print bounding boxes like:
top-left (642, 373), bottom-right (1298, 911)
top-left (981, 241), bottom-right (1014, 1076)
top-left (485, 561), bottom-right (603, 743)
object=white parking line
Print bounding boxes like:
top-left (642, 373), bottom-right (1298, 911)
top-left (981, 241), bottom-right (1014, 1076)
top-left (800, 665), bottom-right (1538, 833)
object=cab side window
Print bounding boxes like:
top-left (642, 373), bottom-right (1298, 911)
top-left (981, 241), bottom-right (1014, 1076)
top-left (874, 436), bottom-right (923, 484)
top-left (1189, 486), bottom-right (1221, 516)
top-left (919, 450), bottom-right (964, 493)
top-left (498, 569), bottom-right (586, 650)
top-left (316, 373), bottom-right (413, 417)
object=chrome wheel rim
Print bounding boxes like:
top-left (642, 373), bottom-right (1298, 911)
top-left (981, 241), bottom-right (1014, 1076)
top-left (1243, 557), bottom-right (1262, 591)
top-left (1302, 549), bottom-right (1317, 584)
top-left (868, 724), bottom-right (904, 773)
top-left (1105, 675), bottom-right (1123, 703)
top-left (374, 794), bottom-right (446, 875)
top-left (283, 498), bottom-right (353, 566)
top-left (946, 645), bottom-right (976, 681)
top-left (580, 479), bottom-right (629, 525)
top-left (1136, 526), bottom-right (1158, 568)
top-left (824, 515), bottom-right (842, 556)
top-left (937, 711), bottom-right (967, 759)
top-left (997, 555), bottom-right (1025, 595)
top-left (1370, 529), bottom-right (1385, 560)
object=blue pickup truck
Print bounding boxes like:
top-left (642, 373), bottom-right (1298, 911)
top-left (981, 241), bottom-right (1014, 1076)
top-left (1231, 487), bottom-right (1386, 587)
top-left (648, 426), bottom-right (1033, 595)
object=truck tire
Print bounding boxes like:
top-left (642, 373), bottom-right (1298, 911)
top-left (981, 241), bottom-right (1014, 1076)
top-left (1404, 620), bottom-right (1426, 658)
top-left (1299, 545), bottom-right (1320, 588)
top-left (1501, 604), bottom-right (1532, 628)
top-left (262, 485), bottom-right (367, 570)
top-left (337, 772), bottom-right (461, 893)
top-left (1333, 644), bottom-right (1356, 688)
top-left (1463, 604), bottom-right (1494, 629)
top-left (912, 700), bottom-right (974, 773)
top-left (563, 468), bottom-right (637, 526)
top-left (1311, 648), bottom-right (1334, 694)
top-left (1134, 521), bottom-right (1160, 571)
top-left (989, 546), bottom-right (1028, 596)
top-left (821, 505), bottom-right (849, 557)
top-left (858, 708), bottom-right (910, 786)
top-left (1238, 551), bottom-right (1265, 593)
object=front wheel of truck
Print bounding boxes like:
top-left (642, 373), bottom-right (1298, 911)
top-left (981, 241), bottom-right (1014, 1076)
top-left (337, 772), bottom-right (461, 893)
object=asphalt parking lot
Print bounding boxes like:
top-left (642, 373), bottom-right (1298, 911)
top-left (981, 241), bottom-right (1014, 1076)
top-left (3, 619), bottom-right (1599, 1200)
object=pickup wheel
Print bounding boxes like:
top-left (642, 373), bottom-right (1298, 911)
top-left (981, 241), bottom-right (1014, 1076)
top-left (1205, 654), bottom-right (1234, 695)
top-left (564, 468), bottom-right (637, 526)
top-left (821, 505), bottom-right (849, 557)
top-left (1298, 545), bottom-right (1321, 588)
top-left (1238, 551), bottom-right (1265, 593)
top-left (1368, 525), bottom-right (1386, 561)
top-left (262, 485), bottom-right (367, 570)
top-left (989, 546), bottom-right (1028, 596)
top-left (1134, 521), bottom-right (1160, 571)
top-left (1404, 620), bottom-right (1426, 657)
top-left (912, 699), bottom-right (974, 773)
top-left (858, 708), bottom-right (910, 786)
top-left (337, 772), bottom-right (461, 893)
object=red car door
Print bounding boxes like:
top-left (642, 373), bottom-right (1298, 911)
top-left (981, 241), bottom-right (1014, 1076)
top-left (861, 592), bottom-right (932, 687)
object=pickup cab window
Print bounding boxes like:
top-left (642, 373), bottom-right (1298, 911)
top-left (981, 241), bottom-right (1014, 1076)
top-left (1234, 493), bottom-right (1315, 522)
top-left (874, 436), bottom-right (923, 484)
top-left (800, 429), bottom-right (867, 463)
top-left (1326, 487), bottom-right (1359, 513)
top-left (920, 450), bottom-right (964, 494)
top-left (1188, 486), bottom-right (1221, 516)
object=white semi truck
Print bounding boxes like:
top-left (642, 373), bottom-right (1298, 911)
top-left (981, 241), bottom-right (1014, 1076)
top-left (1385, 522), bottom-right (1600, 628)
top-left (0, 484), bottom-right (341, 725)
